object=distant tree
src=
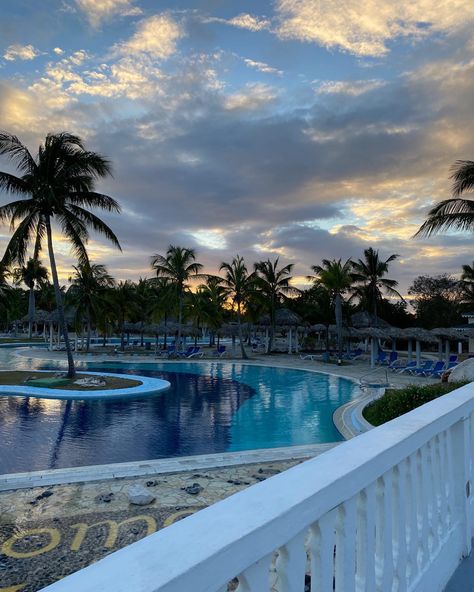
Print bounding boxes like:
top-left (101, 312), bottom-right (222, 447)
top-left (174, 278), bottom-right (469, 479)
top-left (13, 258), bottom-right (48, 338)
top-left (68, 263), bottom-right (115, 351)
top-left (220, 256), bottom-right (256, 359)
top-left (351, 247), bottom-right (402, 324)
top-left (460, 262), bottom-right (474, 308)
top-left (309, 258), bottom-right (353, 358)
top-left (254, 258), bottom-right (296, 353)
top-left (408, 274), bottom-right (463, 328)
top-left (0, 132), bottom-right (121, 377)
top-left (113, 280), bottom-right (137, 350)
top-left (151, 246), bottom-right (204, 351)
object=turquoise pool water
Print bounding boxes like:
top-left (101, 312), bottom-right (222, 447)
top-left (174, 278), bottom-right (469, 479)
top-left (0, 348), bottom-right (359, 473)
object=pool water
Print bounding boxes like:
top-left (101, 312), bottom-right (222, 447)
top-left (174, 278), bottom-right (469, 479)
top-left (0, 349), bottom-right (359, 474)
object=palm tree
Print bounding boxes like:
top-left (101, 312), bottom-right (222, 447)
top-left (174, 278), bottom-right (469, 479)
top-left (151, 246), bottom-right (204, 351)
top-left (309, 258), bottom-right (353, 358)
top-left (113, 280), bottom-right (137, 350)
top-left (460, 262), bottom-right (474, 307)
top-left (416, 160), bottom-right (474, 236)
top-left (0, 262), bottom-right (12, 331)
top-left (196, 276), bottom-right (227, 346)
top-left (254, 258), bottom-right (296, 353)
top-left (0, 132), bottom-right (121, 377)
top-left (149, 277), bottom-right (178, 349)
top-left (68, 263), bottom-right (115, 351)
top-left (220, 256), bottom-right (255, 359)
top-left (13, 258), bottom-right (48, 338)
top-left (351, 247), bottom-right (402, 324)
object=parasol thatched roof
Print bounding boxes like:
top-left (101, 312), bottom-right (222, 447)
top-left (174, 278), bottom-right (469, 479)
top-left (258, 308), bottom-right (302, 327)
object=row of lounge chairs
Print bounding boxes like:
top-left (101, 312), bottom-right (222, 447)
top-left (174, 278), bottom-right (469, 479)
top-left (388, 357), bottom-right (458, 378)
top-left (158, 345), bottom-right (228, 359)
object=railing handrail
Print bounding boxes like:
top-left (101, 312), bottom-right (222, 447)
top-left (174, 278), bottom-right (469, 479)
top-left (42, 383), bottom-right (474, 592)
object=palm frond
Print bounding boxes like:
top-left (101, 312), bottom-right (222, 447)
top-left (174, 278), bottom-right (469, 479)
top-left (0, 131), bottom-right (37, 174)
top-left (0, 172), bottom-right (30, 195)
top-left (66, 204), bottom-right (122, 250)
top-left (415, 198), bottom-right (474, 237)
top-left (450, 160), bottom-right (474, 197)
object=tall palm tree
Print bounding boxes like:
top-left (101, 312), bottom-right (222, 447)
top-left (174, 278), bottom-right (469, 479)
top-left (68, 263), bottom-right (115, 352)
top-left (351, 247), bottom-right (402, 324)
top-left (149, 277), bottom-right (178, 349)
top-left (13, 258), bottom-right (48, 338)
top-left (254, 258), bottom-right (296, 353)
top-left (416, 160), bottom-right (474, 236)
top-left (0, 132), bottom-right (121, 377)
top-left (220, 256), bottom-right (255, 359)
top-left (151, 245), bottom-right (204, 351)
top-left (309, 258), bottom-right (353, 358)
top-left (196, 276), bottom-right (227, 345)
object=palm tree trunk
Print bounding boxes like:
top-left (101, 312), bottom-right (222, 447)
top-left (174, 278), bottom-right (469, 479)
top-left (27, 284), bottom-right (35, 339)
top-left (86, 317), bottom-right (91, 352)
top-left (237, 303), bottom-right (248, 359)
top-left (177, 289), bottom-right (183, 352)
top-left (335, 292), bottom-right (343, 358)
top-left (45, 217), bottom-right (75, 378)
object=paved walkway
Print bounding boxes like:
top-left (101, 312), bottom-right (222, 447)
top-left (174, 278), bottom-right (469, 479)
top-left (445, 543), bottom-right (474, 591)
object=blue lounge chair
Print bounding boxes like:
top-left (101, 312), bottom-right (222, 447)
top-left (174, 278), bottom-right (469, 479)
top-left (395, 361), bottom-right (417, 374)
top-left (448, 354), bottom-right (458, 363)
top-left (381, 351), bottom-right (398, 366)
top-left (212, 345), bottom-right (227, 357)
top-left (423, 361), bottom-right (445, 377)
top-left (376, 351), bottom-right (387, 365)
top-left (344, 348), bottom-right (363, 360)
top-left (410, 361), bottom-right (435, 376)
top-left (160, 345), bottom-right (177, 358)
top-left (187, 347), bottom-right (203, 358)
top-left (177, 346), bottom-right (196, 358)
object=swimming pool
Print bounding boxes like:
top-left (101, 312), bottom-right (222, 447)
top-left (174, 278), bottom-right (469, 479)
top-left (0, 349), bottom-right (359, 474)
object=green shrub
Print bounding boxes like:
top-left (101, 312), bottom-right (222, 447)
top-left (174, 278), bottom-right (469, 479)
top-left (362, 381), bottom-right (468, 426)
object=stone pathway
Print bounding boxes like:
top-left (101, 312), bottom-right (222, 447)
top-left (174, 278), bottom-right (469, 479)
top-left (0, 459), bottom-right (301, 592)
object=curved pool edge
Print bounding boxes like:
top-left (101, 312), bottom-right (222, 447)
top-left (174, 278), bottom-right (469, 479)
top-left (0, 370), bottom-right (170, 400)
top-left (0, 442), bottom-right (340, 492)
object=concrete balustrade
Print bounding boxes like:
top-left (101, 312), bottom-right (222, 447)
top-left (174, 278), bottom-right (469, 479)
top-left (41, 382), bottom-right (474, 592)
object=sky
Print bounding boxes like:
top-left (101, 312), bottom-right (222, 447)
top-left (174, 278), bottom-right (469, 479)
top-left (1, 0), bottom-right (474, 295)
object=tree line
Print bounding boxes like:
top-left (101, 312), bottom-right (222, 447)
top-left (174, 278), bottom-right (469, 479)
top-left (0, 131), bottom-right (473, 377)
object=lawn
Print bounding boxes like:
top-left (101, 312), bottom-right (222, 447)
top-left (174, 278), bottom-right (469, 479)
top-left (0, 371), bottom-right (141, 390)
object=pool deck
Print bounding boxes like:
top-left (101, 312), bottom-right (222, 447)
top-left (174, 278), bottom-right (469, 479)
top-left (0, 348), bottom-right (440, 592)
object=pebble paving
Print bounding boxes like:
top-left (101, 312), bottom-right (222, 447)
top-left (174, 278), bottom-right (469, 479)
top-left (0, 459), bottom-right (301, 591)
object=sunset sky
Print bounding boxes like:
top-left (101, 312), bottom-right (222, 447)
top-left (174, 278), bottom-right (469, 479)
top-left (1, 0), bottom-right (474, 294)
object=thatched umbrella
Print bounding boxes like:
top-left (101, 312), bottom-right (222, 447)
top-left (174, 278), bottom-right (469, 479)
top-left (430, 327), bottom-right (467, 361)
top-left (257, 308), bottom-right (303, 353)
top-left (401, 327), bottom-right (438, 365)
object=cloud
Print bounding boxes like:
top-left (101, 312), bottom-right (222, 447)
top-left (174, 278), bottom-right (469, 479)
top-left (204, 13), bottom-right (271, 32)
top-left (53, 47), bottom-right (65, 55)
top-left (224, 83), bottom-right (278, 111)
top-left (275, 0), bottom-right (474, 57)
top-left (113, 14), bottom-right (184, 60)
top-left (75, 0), bottom-right (142, 27)
top-left (3, 44), bottom-right (41, 61)
top-left (243, 58), bottom-right (283, 76)
top-left (314, 79), bottom-right (385, 96)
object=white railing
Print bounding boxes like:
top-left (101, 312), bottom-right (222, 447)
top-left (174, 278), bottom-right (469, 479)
top-left (42, 383), bottom-right (474, 592)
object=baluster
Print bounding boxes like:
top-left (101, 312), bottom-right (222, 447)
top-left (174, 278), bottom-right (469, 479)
top-left (308, 509), bottom-right (337, 592)
top-left (236, 554), bottom-right (273, 591)
top-left (406, 454), bottom-right (419, 582)
top-left (273, 531), bottom-right (307, 592)
top-left (428, 436), bottom-right (442, 552)
top-left (334, 497), bottom-right (357, 592)
top-left (356, 484), bottom-right (376, 592)
top-left (439, 430), bottom-right (452, 531)
top-left (375, 474), bottom-right (394, 590)
top-left (392, 464), bottom-right (408, 592)
top-left (446, 428), bottom-right (457, 527)
top-left (416, 448), bottom-right (429, 571)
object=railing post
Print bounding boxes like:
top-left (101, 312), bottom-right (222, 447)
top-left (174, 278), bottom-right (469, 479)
top-left (451, 417), bottom-right (473, 557)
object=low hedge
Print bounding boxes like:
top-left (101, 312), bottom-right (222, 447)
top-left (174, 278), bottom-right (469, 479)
top-left (362, 381), bottom-right (468, 426)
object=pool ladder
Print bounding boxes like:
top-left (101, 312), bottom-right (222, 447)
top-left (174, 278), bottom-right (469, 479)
top-left (360, 367), bottom-right (390, 390)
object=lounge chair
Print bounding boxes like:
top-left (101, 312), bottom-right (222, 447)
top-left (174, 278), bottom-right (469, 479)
top-left (395, 361), bottom-right (417, 373)
top-left (423, 361), bottom-right (445, 377)
top-left (376, 351), bottom-right (387, 365)
top-left (433, 361), bottom-right (457, 378)
top-left (177, 346), bottom-right (195, 358)
top-left (212, 345), bottom-right (227, 357)
top-left (448, 354), bottom-right (458, 363)
top-left (186, 347), bottom-right (204, 358)
top-left (409, 361), bottom-right (435, 376)
top-left (159, 345), bottom-right (177, 358)
top-left (381, 351), bottom-right (398, 366)
top-left (343, 348), bottom-right (363, 360)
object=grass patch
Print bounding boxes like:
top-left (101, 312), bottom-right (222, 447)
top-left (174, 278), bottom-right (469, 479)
top-left (0, 337), bottom-right (44, 343)
top-left (363, 381), bottom-right (468, 426)
top-left (0, 371), bottom-right (141, 390)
